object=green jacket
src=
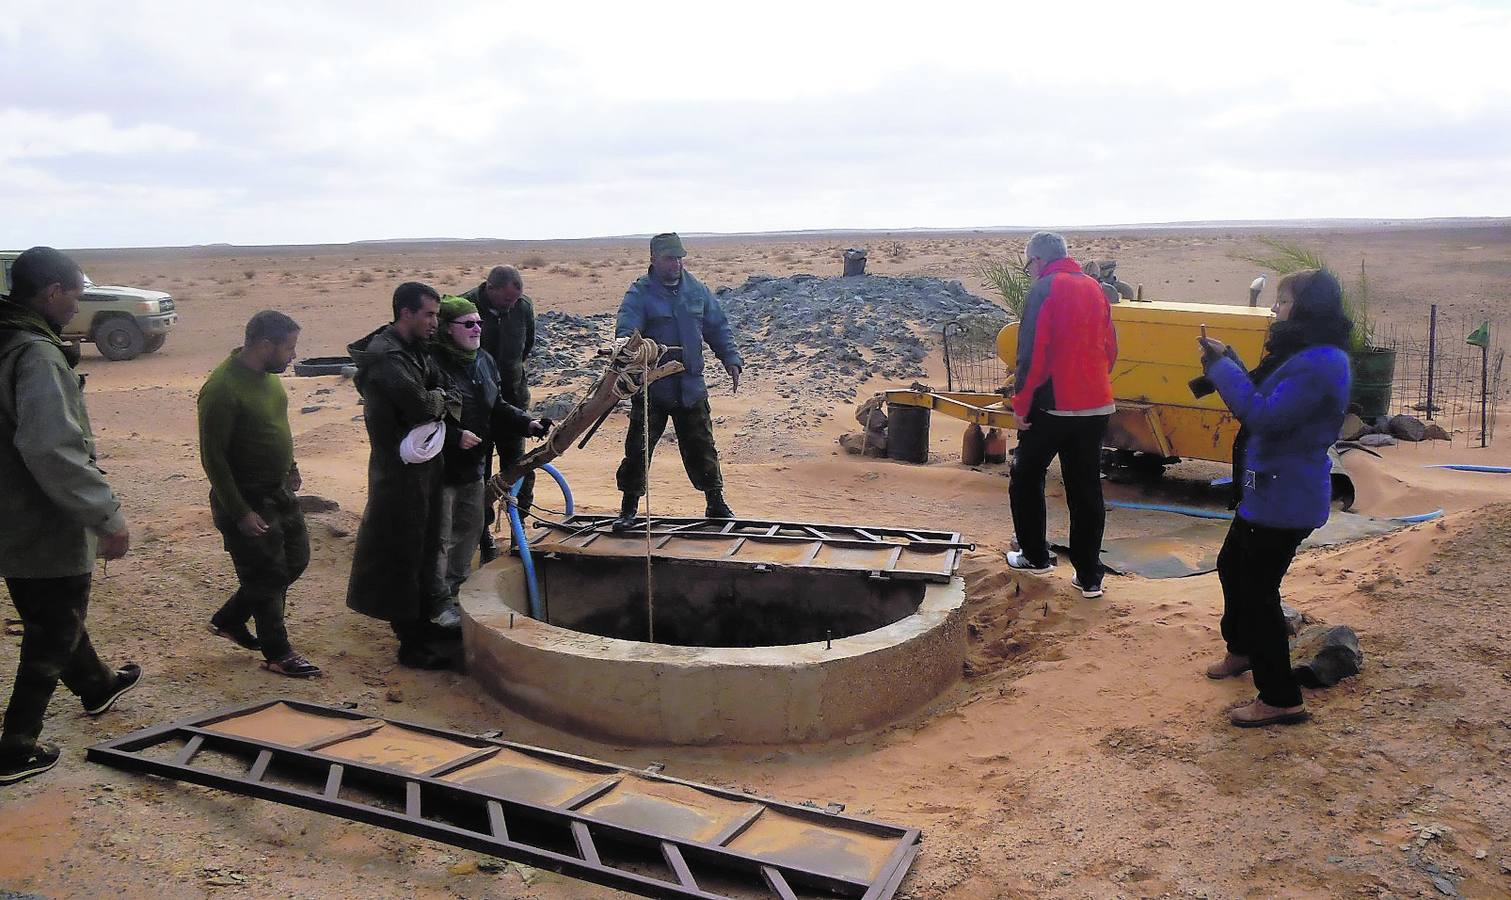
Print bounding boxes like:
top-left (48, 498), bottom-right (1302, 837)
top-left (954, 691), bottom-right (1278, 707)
top-left (197, 350), bottom-right (298, 520)
top-left (0, 330), bottom-right (126, 577)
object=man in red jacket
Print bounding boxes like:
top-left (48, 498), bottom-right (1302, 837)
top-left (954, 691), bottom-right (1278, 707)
top-left (1007, 232), bottom-right (1119, 598)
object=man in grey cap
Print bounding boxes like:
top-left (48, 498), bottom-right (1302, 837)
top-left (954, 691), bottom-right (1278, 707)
top-left (460, 266), bottom-right (534, 561)
top-left (612, 233), bottom-right (742, 529)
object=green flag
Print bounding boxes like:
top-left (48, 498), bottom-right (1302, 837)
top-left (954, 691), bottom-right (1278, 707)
top-left (1467, 321), bottom-right (1490, 349)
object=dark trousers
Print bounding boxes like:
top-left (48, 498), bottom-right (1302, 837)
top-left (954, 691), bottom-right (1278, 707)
top-left (2, 574), bottom-right (113, 755)
top-left (211, 489), bottom-right (310, 661)
top-left (616, 395), bottom-right (723, 496)
top-left (1217, 516), bottom-right (1310, 708)
top-left (1008, 413), bottom-right (1109, 585)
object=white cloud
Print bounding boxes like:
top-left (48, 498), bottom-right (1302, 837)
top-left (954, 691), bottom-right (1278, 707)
top-left (1, 0), bottom-right (1507, 247)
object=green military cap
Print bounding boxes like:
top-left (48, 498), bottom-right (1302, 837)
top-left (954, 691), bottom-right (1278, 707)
top-left (650, 232), bottom-right (686, 258)
top-left (438, 295), bottom-right (479, 322)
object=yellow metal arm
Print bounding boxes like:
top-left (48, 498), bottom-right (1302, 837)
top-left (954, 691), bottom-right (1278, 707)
top-left (883, 390), bottom-right (1019, 429)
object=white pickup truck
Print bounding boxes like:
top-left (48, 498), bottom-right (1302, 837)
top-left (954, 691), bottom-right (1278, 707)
top-left (1, 251), bottom-right (178, 360)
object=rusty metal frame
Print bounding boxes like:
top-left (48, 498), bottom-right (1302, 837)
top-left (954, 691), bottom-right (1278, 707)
top-left (88, 699), bottom-right (921, 899)
top-left (530, 515), bottom-right (970, 584)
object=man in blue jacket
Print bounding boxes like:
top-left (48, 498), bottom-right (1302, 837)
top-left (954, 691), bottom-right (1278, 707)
top-left (612, 233), bottom-right (743, 530)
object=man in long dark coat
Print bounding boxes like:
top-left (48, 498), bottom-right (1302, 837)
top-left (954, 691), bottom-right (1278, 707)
top-left (345, 282), bottom-right (457, 669)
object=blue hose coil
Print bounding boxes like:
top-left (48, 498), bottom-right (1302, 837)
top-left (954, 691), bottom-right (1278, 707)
top-left (1425, 464), bottom-right (1511, 474)
top-left (508, 463), bottom-right (573, 620)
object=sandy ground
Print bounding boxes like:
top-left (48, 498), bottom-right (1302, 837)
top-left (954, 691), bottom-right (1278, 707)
top-left (2, 225), bottom-right (1510, 899)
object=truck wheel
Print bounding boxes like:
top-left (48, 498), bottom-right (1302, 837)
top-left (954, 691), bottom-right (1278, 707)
top-left (95, 317), bottom-right (146, 361)
top-left (143, 334), bottom-right (167, 353)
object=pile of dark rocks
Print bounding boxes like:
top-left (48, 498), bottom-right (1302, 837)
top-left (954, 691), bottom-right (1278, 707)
top-left (715, 274), bottom-right (1006, 399)
top-left (528, 311), bottom-right (614, 389)
top-left (1339, 413), bottom-right (1451, 448)
top-left (524, 274), bottom-right (1008, 407)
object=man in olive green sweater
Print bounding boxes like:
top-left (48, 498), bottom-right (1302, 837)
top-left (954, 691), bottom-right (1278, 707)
top-left (197, 311), bottom-right (319, 677)
top-left (1, 247), bottom-right (140, 786)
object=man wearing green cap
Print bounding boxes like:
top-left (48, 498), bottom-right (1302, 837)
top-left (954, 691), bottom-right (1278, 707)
top-left (612, 233), bottom-right (743, 529)
top-left (427, 296), bottom-right (548, 622)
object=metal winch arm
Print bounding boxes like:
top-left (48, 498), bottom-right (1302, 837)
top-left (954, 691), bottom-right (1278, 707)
top-left (492, 331), bottom-right (683, 495)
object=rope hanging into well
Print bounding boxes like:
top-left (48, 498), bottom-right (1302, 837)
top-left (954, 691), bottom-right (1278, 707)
top-left (642, 392), bottom-right (654, 642)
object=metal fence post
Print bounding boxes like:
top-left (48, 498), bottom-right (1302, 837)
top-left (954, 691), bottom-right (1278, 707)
top-left (1426, 304), bottom-right (1437, 420)
top-left (1482, 342), bottom-right (1490, 448)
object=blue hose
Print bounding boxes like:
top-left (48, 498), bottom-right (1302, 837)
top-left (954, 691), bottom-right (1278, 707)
top-left (1425, 464), bottom-right (1511, 474)
top-left (1106, 499), bottom-right (1234, 520)
top-left (507, 463), bottom-right (573, 620)
top-left (1107, 498), bottom-right (1444, 525)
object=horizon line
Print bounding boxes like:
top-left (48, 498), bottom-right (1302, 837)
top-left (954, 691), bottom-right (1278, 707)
top-left (51, 215), bottom-right (1511, 254)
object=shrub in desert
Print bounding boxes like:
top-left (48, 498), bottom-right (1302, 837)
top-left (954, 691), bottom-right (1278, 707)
top-left (1233, 237), bottom-right (1375, 351)
top-left (549, 264), bottom-right (581, 278)
top-left (520, 254), bottom-right (547, 269)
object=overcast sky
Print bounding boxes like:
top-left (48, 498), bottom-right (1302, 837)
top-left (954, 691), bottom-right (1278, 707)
top-left (3, 0), bottom-right (1509, 248)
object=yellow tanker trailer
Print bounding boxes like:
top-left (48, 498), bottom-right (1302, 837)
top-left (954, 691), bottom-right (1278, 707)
top-left (884, 299), bottom-right (1275, 469)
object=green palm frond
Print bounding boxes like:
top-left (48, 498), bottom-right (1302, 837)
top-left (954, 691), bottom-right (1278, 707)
top-left (1232, 237), bottom-right (1375, 352)
top-left (979, 253), bottom-right (1033, 319)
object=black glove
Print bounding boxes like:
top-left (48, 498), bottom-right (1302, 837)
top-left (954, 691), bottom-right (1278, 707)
top-left (1189, 346), bottom-right (1243, 399)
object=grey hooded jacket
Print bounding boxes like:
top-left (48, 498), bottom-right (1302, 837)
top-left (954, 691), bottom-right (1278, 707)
top-left (0, 331), bottom-right (125, 577)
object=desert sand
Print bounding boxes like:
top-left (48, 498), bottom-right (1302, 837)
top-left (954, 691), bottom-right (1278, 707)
top-left (1, 223), bottom-right (1509, 898)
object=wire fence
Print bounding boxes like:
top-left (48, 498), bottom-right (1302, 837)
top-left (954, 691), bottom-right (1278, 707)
top-left (941, 313), bottom-right (1012, 393)
top-left (1374, 306), bottom-right (1505, 447)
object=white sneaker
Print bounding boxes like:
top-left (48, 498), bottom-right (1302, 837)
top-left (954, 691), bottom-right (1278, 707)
top-left (1071, 576), bottom-right (1104, 599)
top-left (430, 605), bottom-right (462, 631)
top-left (1005, 550), bottom-right (1055, 574)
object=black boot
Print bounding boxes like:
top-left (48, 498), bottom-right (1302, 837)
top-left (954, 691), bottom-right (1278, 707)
top-left (704, 490), bottom-right (734, 519)
top-left (478, 530), bottom-right (499, 565)
top-left (611, 494), bottom-right (641, 532)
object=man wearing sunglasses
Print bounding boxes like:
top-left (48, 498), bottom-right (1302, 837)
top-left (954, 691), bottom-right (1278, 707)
top-left (427, 297), bottom-right (548, 621)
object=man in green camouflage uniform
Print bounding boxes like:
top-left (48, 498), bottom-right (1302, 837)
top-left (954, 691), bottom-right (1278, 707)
top-left (462, 266), bottom-right (534, 558)
top-left (0, 247), bottom-right (140, 785)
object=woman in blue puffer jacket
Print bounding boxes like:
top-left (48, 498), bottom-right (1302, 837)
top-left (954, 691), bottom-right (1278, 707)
top-left (1197, 268), bottom-right (1352, 727)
